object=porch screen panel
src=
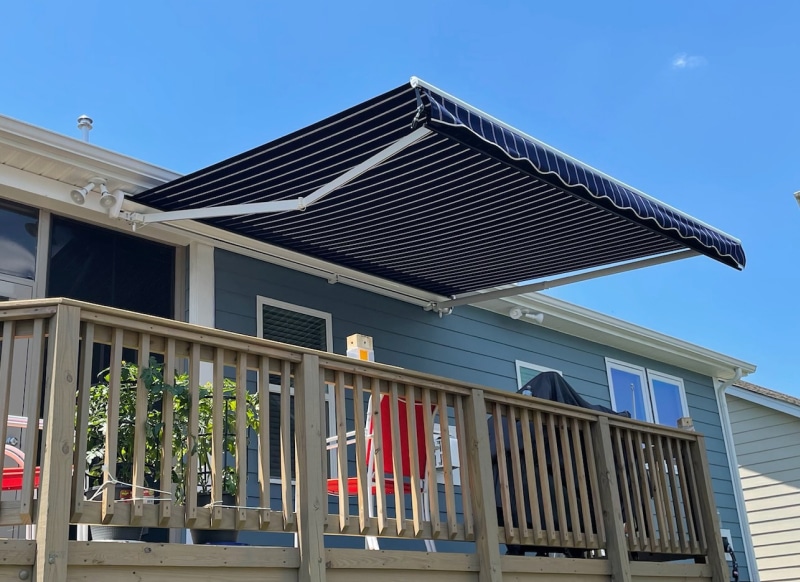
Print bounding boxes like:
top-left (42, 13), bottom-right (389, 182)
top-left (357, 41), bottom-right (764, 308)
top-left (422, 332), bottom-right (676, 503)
top-left (48, 216), bottom-right (174, 318)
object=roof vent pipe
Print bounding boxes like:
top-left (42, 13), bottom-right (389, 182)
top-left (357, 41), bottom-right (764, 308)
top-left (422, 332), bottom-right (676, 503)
top-left (77, 115), bottom-right (93, 142)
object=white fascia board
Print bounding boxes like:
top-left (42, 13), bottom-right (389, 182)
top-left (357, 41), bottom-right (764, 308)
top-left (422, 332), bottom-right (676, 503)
top-left (477, 293), bottom-right (756, 381)
top-left (727, 386), bottom-right (800, 420)
top-left (0, 113), bottom-right (179, 190)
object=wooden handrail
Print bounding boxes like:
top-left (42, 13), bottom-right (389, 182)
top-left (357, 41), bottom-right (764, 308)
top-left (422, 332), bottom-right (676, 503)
top-left (0, 298), bottom-right (708, 442)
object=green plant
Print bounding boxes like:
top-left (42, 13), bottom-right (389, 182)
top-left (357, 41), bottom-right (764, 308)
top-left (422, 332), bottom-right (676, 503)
top-left (169, 372), bottom-right (260, 504)
top-left (85, 358), bottom-right (260, 505)
top-left (85, 359), bottom-right (166, 488)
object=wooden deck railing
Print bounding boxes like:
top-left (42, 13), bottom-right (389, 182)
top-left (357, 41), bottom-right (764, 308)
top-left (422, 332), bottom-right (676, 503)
top-left (0, 299), bottom-right (730, 582)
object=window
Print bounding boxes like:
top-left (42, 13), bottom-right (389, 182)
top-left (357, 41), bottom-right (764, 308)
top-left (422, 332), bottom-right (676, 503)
top-left (0, 199), bottom-right (38, 280)
top-left (647, 371), bottom-right (689, 427)
top-left (48, 216), bottom-right (176, 381)
top-left (515, 360), bottom-right (562, 389)
top-left (255, 297), bottom-right (334, 480)
top-left (605, 358), bottom-right (689, 427)
top-left (605, 360), bottom-right (651, 422)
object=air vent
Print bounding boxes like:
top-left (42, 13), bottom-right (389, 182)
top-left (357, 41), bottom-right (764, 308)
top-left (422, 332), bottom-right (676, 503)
top-left (261, 302), bottom-right (329, 351)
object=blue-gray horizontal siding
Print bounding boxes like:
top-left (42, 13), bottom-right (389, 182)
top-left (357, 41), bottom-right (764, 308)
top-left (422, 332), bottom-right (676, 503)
top-left (214, 249), bottom-right (747, 575)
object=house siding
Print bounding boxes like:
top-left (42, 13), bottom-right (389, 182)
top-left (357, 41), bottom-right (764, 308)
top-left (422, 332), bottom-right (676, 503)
top-left (728, 395), bottom-right (800, 582)
top-left (214, 248), bottom-right (748, 576)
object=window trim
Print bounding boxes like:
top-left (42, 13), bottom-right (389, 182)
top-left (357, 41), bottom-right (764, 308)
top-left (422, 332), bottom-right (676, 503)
top-left (605, 357), bottom-right (690, 426)
top-left (515, 360), bottom-right (562, 389)
top-left (256, 295), bottom-right (333, 351)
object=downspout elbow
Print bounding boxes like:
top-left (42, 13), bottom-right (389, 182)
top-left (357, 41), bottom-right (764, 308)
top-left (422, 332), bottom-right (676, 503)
top-left (716, 367), bottom-right (743, 396)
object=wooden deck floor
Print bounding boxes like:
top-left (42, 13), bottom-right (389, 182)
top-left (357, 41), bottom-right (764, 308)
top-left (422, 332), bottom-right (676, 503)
top-left (0, 541), bottom-right (712, 582)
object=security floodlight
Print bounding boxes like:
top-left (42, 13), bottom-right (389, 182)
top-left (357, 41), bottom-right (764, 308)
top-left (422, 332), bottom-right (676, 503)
top-left (68, 177), bottom-right (106, 206)
top-left (69, 182), bottom-right (95, 205)
top-left (98, 183), bottom-right (116, 208)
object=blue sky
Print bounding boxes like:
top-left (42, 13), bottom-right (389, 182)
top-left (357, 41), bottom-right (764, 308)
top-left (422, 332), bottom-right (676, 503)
top-left (2, 1), bottom-right (798, 395)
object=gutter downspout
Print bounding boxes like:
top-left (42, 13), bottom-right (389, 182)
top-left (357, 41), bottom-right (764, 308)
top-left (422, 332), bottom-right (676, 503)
top-left (715, 367), bottom-right (760, 582)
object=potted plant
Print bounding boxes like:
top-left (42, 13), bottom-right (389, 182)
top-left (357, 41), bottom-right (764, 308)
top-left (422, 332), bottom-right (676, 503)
top-left (86, 358), bottom-right (259, 544)
top-left (168, 373), bottom-right (260, 544)
top-left (85, 359), bottom-right (166, 541)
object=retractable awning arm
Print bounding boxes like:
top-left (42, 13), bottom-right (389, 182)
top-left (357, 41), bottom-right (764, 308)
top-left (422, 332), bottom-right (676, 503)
top-left (120, 126), bottom-right (432, 227)
top-left (428, 249), bottom-right (699, 312)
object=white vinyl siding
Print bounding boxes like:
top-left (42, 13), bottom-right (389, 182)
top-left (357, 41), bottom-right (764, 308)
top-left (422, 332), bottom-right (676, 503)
top-left (728, 395), bottom-right (800, 582)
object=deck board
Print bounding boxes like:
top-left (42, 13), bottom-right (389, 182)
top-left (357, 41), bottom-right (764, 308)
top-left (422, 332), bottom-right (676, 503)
top-left (0, 542), bottom-right (713, 582)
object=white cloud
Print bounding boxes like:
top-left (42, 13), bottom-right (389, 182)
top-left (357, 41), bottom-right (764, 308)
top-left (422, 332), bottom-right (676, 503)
top-left (671, 53), bottom-right (707, 70)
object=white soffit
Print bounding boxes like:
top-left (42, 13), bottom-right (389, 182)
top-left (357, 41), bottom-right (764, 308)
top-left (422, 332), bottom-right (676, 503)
top-left (0, 113), bottom-right (179, 193)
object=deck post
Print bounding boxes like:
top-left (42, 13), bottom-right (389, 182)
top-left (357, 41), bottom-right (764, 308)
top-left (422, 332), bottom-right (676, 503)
top-left (294, 353), bottom-right (327, 582)
top-left (35, 304), bottom-right (80, 582)
top-left (590, 416), bottom-right (632, 582)
top-left (690, 435), bottom-right (729, 582)
top-left (464, 389), bottom-right (502, 582)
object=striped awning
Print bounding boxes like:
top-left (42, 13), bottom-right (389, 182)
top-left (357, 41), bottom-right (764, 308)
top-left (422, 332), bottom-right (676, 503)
top-left (133, 77), bottom-right (745, 299)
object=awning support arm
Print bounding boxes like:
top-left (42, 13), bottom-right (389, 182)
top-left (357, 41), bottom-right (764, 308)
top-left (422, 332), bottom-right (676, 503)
top-left (121, 126), bottom-right (432, 226)
top-left (429, 249), bottom-right (700, 311)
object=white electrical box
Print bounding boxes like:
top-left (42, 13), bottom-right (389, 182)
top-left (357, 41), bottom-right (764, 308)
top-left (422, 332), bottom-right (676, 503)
top-left (432, 424), bottom-right (460, 486)
top-left (721, 528), bottom-right (733, 562)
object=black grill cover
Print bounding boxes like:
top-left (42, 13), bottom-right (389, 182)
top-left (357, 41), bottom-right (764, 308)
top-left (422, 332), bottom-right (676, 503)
top-left (489, 371), bottom-right (631, 553)
top-left (517, 371), bottom-right (631, 418)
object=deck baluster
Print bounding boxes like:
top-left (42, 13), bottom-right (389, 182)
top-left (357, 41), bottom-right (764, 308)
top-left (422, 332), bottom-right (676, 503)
top-left (591, 416), bottom-right (632, 582)
top-left (294, 353), bottom-right (326, 582)
top-left (464, 389), bottom-right (502, 582)
top-left (35, 304), bottom-right (80, 582)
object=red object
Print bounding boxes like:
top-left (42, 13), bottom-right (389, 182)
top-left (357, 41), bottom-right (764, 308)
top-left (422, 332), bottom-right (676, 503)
top-left (1, 466), bottom-right (41, 491)
top-left (326, 394), bottom-right (431, 496)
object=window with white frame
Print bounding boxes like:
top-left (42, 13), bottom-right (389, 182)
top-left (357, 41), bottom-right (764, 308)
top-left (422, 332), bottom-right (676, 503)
top-left (515, 360), bottom-right (562, 389)
top-left (647, 370), bottom-right (690, 427)
top-left (605, 358), bottom-right (689, 427)
top-left (255, 296), bottom-right (335, 480)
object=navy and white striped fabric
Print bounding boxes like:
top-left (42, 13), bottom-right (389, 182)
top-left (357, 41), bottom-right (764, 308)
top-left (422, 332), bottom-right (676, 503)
top-left (423, 88), bottom-right (746, 270)
top-left (134, 81), bottom-right (745, 298)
